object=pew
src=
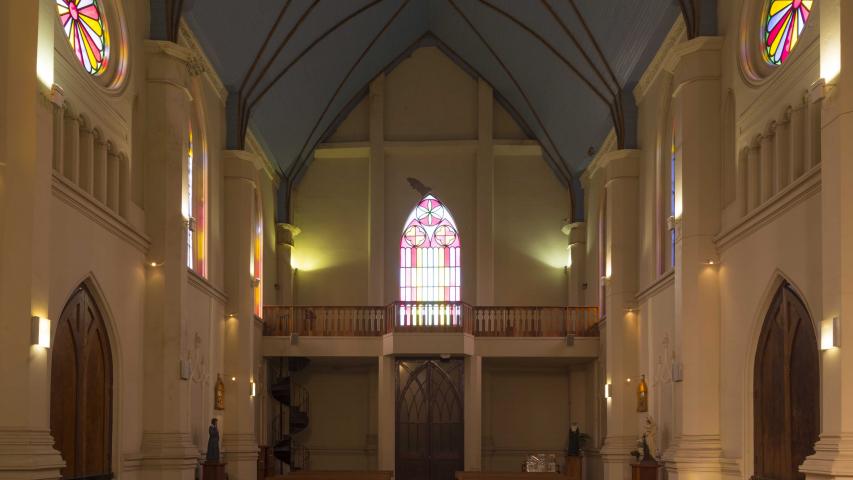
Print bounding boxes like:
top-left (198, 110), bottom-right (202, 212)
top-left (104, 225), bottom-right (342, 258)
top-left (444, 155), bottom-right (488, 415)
top-left (455, 473), bottom-right (567, 480)
top-left (267, 471), bottom-right (393, 480)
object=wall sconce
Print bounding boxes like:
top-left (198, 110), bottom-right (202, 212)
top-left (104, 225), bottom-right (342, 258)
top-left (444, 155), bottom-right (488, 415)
top-left (821, 316), bottom-right (840, 350)
top-left (702, 258), bottom-right (719, 266)
top-left (31, 316), bottom-right (51, 348)
top-left (604, 383), bottom-right (612, 399)
top-left (250, 381), bottom-right (257, 397)
top-left (147, 261), bottom-right (164, 268)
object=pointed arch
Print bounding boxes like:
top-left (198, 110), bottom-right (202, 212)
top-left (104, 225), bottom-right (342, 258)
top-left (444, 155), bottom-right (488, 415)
top-left (51, 282), bottom-right (114, 479)
top-left (399, 194), bottom-right (460, 305)
top-left (753, 281), bottom-right (819, 480)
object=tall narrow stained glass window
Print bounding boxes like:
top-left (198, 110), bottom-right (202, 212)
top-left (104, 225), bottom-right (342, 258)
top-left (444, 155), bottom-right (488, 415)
top-left (399, 194), bottom-right (461, 306)
top-left (764, 0), bottom-right (813, 66)
top-left (56, 0), bottom-right (110, 76)
top-left (186, 130), bottom-right (194, 270)
top-left (251, 194), bottom-right (263, 318)
top-left (670, 140), bottom-right (677, 268)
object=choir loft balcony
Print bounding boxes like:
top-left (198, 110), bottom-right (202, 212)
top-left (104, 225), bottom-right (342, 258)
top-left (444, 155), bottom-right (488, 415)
top-left (261, 303), bottom-right (600, 359)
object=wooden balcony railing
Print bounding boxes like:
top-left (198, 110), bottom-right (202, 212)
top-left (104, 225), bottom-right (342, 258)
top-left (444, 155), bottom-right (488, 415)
top-left (264, 302), bottom-right (598, 337)
top-left (263, 304), bottom-right (599, 338)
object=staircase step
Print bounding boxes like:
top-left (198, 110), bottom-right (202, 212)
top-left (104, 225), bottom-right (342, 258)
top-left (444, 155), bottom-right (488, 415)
top-left (270, 377), bottom-right (291, 405)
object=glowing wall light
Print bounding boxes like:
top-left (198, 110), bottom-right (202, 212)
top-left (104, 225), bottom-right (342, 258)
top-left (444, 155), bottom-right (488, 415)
top-left (250, 381), bottom-right (257, 397)
top-left (31, 316), bottom-right (51, 348)
top-left (604, 383), bottom-right (613, 399)
top-left (821, 316), bottom-right (840, 350)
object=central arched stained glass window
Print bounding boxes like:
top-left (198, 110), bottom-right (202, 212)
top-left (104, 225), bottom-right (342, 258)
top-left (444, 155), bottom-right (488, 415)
top-left (399, 194), bottom-right (461, 303)
top-left (764, 0), bottom-right (813, 66)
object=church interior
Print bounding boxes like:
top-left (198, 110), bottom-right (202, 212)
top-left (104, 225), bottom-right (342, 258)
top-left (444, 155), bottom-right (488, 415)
top-left (3, 1), bottom-right (852, 480)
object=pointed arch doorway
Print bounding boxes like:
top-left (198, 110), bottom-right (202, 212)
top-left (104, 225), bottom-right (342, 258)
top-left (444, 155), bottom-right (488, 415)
top-left (396, 359), bottom-right (464, 480)
top-left (753, 283), bottom-right (819, 480)
top-left (50, 285), bottom-right (114, 479)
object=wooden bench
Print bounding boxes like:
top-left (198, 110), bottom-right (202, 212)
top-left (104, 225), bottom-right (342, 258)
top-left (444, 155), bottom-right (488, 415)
top-left (455, 473), bottom-right (566, 480)
top-left (267, 471), bottom-right (393, 480)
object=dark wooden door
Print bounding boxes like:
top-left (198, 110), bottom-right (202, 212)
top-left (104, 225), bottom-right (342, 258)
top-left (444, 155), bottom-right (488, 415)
top-left (51, 285), bottom-right (113, 480)
top-left (396, 359), bottom-right (464, 480)
top-left (754, 283), bottom-right (819, 480)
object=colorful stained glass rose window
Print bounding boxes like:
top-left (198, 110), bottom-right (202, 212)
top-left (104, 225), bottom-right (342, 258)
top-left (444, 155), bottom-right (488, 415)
top-left (765, 0), bottom-right (812, 66)
top-left (56, 0), bottom-right (110, 76)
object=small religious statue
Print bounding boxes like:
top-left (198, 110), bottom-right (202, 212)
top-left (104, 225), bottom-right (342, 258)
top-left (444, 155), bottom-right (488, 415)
top-left (637, 374), bottom-right (648, 412)
top-left (203, 418), bottom-right (226, 480)
top-left (214, 374), bottom-right (225, 411)
top-left (206, 418), bottom-right (220, 462)
top-left (568, 423), bottom-right (582, 455)
top-left (643, 416), bottom-right (658, 461)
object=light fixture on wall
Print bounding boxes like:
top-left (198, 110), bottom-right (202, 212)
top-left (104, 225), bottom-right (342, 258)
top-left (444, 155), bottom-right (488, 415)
top-left (604, 383), bottom-right (612, 399)
top-left (702, 258), bottom-right (720, 267)
top-left (147, 261), bottom-right (164, 268)
top-left (31, 316), bottom-right (51, 349)
top-left (821, 316), bottom-right (840, 350)
top-left (250, 381), bottom-right (257, 398)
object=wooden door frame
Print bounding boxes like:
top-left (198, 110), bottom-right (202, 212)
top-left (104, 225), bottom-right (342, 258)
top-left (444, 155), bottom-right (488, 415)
top-left (51, 281), bottom-right (116, 479)
top-left (751, 281), bottom-right (820, 480)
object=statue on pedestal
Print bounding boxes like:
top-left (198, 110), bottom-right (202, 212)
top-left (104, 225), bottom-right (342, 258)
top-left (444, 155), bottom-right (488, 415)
top-left (206, 418), bottom-right (220, 463)
top-left (568, 423), bottom-right (582, 455)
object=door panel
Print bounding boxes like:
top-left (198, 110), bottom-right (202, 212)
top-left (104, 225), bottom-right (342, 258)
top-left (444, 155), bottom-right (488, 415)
top-left (754, 284), bottom-right (819, 480)
top-left (51, 286), bottom-right (113, 480)
top-left (397, 359), bottom-right (464, 480)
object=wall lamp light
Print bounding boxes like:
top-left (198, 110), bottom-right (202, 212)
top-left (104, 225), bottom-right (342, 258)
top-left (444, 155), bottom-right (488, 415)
top-left (822, 316), bottom-right (840, 350)
top-left (31, 316), bottom-right (51, 348)
top-left (604, 383), bottom-right (613, 399)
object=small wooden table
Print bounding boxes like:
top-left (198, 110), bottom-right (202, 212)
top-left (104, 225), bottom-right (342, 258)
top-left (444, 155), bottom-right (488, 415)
top-left (203, 461), bottom-right (226, 480)
top-left (631, 462), bottom-right (660, 480)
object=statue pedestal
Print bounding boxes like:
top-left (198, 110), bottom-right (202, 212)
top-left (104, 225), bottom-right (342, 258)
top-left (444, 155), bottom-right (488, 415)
top-left (630, 462), bottom-right (659, 480)
top-left (203, 461), bottom-right (226, 480)
top-left (565, 455), bottom-right (583, 480)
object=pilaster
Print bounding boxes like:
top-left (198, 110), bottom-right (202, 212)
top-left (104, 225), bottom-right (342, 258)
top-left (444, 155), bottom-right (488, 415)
top-left (223, 149), bottom-right (261, 479)
top-left (275, 223), bottom-right (301, 305)
top-left (464, 355), bottom-right (483, 471)
top-left (377, 356), bottom-right (396, 473)
top-left (368, 76), bottom-right (385, 304)
top-left (802, 1), bottom-right (853, 477)
top-left (563, 222), bottom-right (587, 306)
top-left (662, 35), bottom-right (724, 479)
top-left (140, 40), bottom-right (198, 479)
top-left (599, 149), bottom-right (641, 480)
top-left (0, 1), bottom-right (63, 478)
top-left (476, 80), bottom-right (495, 305)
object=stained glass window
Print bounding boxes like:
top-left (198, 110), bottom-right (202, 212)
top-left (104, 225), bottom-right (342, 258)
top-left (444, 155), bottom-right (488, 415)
top-left (399, 195), bottom-right (461, 303)
top-left (765, 0), bottom-right (812, 66)
top-left (56, 0), bottom-right (110, 76)
top-left (251, 194), bottom-right (263, 318)
top-left (186, 130), bottom-right (194, 270)
top-left (670, 141), bottom-right (676, 268)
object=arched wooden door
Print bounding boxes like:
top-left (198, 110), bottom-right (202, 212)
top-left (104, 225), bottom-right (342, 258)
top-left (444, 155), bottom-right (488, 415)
top-left (51, 285), bottom-right (113, 479)
top-left (397, 359), bottom-right (464, 480)
top-left (754, 283), bottom-right (819, 480)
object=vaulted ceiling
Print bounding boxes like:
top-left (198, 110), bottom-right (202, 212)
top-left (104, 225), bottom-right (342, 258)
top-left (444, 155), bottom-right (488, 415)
top-left (184, 0), bottom-right (679, 218)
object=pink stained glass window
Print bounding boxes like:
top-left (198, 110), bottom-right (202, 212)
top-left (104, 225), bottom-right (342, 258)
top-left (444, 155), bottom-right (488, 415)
top-left (399, 194), bottom-right (461, 303)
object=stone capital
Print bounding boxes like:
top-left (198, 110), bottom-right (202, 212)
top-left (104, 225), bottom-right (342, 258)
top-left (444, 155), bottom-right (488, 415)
top-left (664, 36), bottom-right (723, 81)
top-left (561, 222), bottom-right (586, 245)
top-left (601, 149), bottom-right (640, 183)
top-left (276, 223), bottom-right (301, 246)
top-left (223, 150), bottom-right (261, 184)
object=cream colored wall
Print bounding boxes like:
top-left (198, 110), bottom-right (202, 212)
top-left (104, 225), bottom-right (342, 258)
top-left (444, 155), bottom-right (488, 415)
top-left (294, 155), bottom-right (370, 305)
top-left (578, 1), bottom-right (825, 477)
top-left (294, 46), bottom-right (571, 308)
top-left (291, 363), bottom-right (378, 470)
top-left (481, 362), bottom-right (594, 472)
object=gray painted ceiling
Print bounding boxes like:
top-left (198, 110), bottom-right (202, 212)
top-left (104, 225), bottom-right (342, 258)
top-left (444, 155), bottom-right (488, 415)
top-left (185, 0), bottom-right (678, 217)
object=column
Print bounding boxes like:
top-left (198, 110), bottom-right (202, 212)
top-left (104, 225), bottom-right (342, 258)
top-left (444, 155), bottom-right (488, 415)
top-left (139, 40), bottom-right (197, 480)
top-left (119, 154), bottom-right (131, 218)
top-left (368, 76), bottom-right (385, 304)
top-left (377, 355), bottom-right (395, 473)
top-left (78, 120), bottom-right (94, 194)
top-left (599, 149), bottom-right (641, 480)
top-left (0, 0), bottom-right (64, 478)
top-left (663, 36), bottom-right (724, 479)
top-left (62, 107), bottom-right (80, 183)
top-left (802, 1), bottom-right (853, 477)
top-left (106, 146), bottom-right (120, 212)
top-left (774, 116), bottom-right (790, 193)
top-left (93, 135), bottom-right (107, 203)
top-left (563, 222), bottom-right (587, 307)
top-left (747, 139), bottom-right (761, 212)
top-left (276, 223), bottom-right (300, 305)
top-left (223, 150), bottom-right (261, 479)
top-left (735, 148), bottom-right (748, 218)
top-left (464, 355), bottom-right (483, 471)
top-left (476, 80), bottom-right (495, 305)
top-left (788, 102), bottom-right (806, 181)
top-left (759, 128), bottom-right (775, 202)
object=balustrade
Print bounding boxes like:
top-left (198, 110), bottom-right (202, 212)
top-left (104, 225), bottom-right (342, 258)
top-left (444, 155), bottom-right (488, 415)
top-left (263, 304), bottom-right (599, 337)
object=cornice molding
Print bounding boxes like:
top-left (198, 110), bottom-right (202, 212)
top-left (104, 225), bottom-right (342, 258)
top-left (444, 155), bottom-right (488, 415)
top-left (634, 16), bottom-right (687, 102)
top-left (178, 21), bottom-right (228, 103)
top-left (52, 174), bottom-right (151, 253)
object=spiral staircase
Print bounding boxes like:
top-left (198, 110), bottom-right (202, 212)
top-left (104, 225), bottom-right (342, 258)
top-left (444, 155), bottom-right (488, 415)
top-left (271, 357), bottom-right (311, 472)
